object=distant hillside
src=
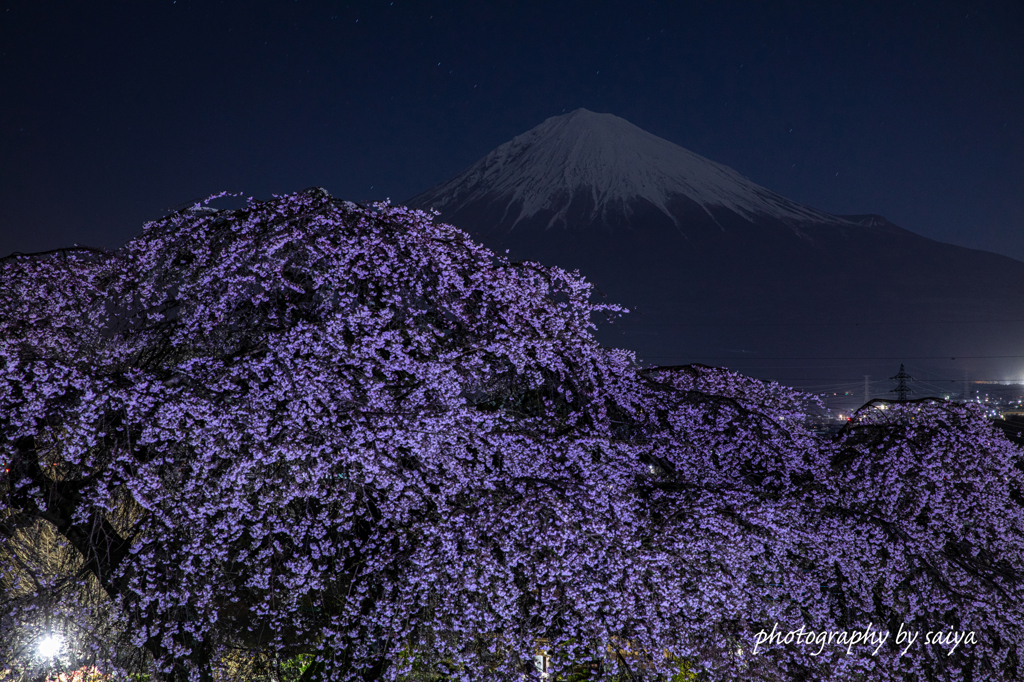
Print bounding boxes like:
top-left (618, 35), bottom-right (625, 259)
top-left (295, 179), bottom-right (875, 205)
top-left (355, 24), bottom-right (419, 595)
top-left (409, 109), bottom-right (1024, 387)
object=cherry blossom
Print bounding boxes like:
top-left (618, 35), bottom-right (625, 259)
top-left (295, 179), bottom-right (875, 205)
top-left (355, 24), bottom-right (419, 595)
top-left (2, 189), bottom-right (1021, 681)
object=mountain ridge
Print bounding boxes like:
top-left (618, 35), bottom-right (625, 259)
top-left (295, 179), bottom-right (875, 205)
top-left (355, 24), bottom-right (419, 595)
top-left (411, 108), bottom-right (856, 235)
top-left (406, 109), bottom-right (1024, 386)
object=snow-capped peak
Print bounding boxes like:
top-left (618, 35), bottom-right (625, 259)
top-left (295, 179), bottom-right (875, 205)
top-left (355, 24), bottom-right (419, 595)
top-left (413, 108), bottom-right (845, 230)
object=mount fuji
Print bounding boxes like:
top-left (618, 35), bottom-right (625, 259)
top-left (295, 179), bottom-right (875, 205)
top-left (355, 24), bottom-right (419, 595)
top-left (408, 109), bottom-right (1024, 386)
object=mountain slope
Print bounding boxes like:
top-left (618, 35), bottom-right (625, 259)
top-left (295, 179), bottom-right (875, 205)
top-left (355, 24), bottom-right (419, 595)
top-left (412, 108), bottom-right (846, 232)
top-left (408, 109), bottom-right (1024, 386)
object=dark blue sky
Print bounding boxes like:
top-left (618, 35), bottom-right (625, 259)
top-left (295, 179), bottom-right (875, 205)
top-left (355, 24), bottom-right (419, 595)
top-left (2, 0), bottom-right (1022, 262)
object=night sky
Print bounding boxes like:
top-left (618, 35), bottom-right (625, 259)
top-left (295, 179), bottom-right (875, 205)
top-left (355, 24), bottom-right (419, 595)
top-left (2, 0), bottom-right (1022, 265)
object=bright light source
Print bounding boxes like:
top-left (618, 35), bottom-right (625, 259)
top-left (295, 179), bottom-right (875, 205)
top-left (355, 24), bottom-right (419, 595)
top-left (37, 634), bottom-right (62, 658)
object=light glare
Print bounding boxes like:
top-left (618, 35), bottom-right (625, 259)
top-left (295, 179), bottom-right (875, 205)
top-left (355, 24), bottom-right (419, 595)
top-left (37, 634), bottom-right (62, 658)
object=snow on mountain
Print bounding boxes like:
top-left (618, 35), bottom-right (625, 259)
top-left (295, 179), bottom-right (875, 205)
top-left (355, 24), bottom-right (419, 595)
top-left (406, 109), bottom-right (1024, 385)
top-left (412, 108), bottom-right (846, 231)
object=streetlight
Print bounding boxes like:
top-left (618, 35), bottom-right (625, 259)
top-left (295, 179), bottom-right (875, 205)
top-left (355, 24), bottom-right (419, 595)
top-left (37, 633), bottom-right (62, 658)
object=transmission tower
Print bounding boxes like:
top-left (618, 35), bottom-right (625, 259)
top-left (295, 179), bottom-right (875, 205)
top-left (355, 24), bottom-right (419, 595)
top-left (890, 363), bottom-right (913, 401)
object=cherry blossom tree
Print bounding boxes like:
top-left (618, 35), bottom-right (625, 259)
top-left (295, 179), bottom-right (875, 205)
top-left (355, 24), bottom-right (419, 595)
top-left (1, 188), bottom-right (1022, 682)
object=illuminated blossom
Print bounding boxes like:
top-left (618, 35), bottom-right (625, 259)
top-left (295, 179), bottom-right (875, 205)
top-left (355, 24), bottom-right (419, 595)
top-left (1, 189), bottom-right (1021, 681)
